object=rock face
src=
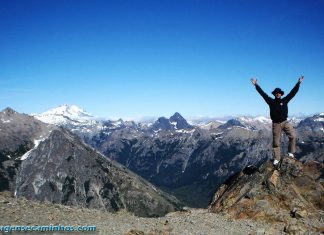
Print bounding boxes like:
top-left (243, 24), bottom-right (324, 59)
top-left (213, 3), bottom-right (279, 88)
top-left (208, 157), bottom-right (324, 233)
top-left (15, 128), bottom-right (182, 217)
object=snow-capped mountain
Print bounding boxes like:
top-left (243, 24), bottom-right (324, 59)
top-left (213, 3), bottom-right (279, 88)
top-left (33, 105), bottom-right (138, 137)
top-left (34, 104), bottom-right (94, 125)
top-left (33, 105), bottom-right (103, 137)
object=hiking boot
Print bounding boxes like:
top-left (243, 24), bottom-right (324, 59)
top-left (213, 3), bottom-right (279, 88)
top-left (273, 159), bottom-right (279, 166)
top-left (288, 153), bottom-right (295, 158)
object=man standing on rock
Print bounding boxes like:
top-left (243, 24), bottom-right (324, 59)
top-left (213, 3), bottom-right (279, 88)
top-left (250, 76), bottom-right (304, 166)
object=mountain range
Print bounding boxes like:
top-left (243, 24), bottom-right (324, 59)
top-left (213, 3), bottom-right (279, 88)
top-left (30, 105), bottom-right (323, 207)
top-left (0, 107), bottom-right (182, 216)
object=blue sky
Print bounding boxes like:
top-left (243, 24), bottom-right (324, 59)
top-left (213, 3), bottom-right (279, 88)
top-left (1, 0), bottom-right (323, 119)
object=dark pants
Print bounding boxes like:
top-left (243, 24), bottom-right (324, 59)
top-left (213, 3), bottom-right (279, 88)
top-left (272, 121), bottom-right (296, 161)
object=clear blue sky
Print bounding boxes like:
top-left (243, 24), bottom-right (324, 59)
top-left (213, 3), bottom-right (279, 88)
top-left (1, 0), bottom-right (323, 119)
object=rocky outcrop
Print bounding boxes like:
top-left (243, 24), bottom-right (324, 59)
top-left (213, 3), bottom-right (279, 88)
top-left (15, 128), bottom-right (182, 217)
top-left (208, 157), bottom-right (324, 233)
top-left (0, 107), bottom-right (55, 192)
top-left (0, 107), bottom-right (54, 161)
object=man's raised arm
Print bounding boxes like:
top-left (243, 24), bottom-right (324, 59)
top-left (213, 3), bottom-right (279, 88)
top-left (284, 76), bottom-right (304, 103)
top-left (250, 78), bottom-right (271, 105)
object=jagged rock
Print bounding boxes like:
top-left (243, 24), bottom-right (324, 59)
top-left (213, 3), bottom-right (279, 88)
top-left (208, 157), bottom-right (324, 233)
top-left (267, 170), bottom-right (280, 187)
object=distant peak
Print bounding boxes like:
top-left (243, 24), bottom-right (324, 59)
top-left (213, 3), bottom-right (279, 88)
top-left (40, 104), bottom-right (93, 118)
top-left (170, 112), bottom-right (183, 119)
top-left (1, 107), bottom-right (17, 115)
top-left (169, 112), bottom-right (192, 129)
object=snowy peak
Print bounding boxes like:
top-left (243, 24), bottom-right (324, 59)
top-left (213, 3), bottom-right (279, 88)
top-left (34, 105), bottom-right (94, 126)
top-left (40, 104), bottom-right (93, 119)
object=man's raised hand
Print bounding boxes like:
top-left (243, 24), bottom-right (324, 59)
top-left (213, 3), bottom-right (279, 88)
top-left (250, 78), bottom-right (258, 86)
top-left (298, 75), bottom-right (304, 83)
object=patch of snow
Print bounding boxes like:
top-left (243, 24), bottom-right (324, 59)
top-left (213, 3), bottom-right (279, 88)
top-left (175, 129), bottom-right (195, 134)
top-left (237, 126), bottom-right (250, 130)
top-left (170, 121), bottom-right (178, 129)
top-left (211, 132), bottom-right (223, 136)
top-left (315, 118), bottom-right (324, 122)
top-left (214, 137), bottom-right (223, 140)
top-left (21, 138), bottom-right (46, 160)
top-left (151, 186), bottom-right (157, 192)
top-left (1, 119), bottom-right (11, 123)
top-left (254, 116), bottom-right (271, 123)
top-left (238, 116), bottom-right (252, 123)
top-left (113, 120), bottom-right (123, 126)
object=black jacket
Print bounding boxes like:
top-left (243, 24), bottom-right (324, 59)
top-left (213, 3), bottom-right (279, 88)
top-left (255, 82), bottom-right (300, 123)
